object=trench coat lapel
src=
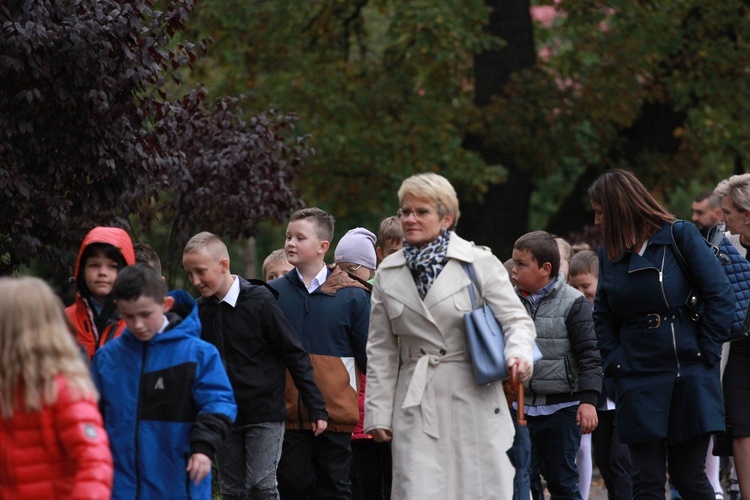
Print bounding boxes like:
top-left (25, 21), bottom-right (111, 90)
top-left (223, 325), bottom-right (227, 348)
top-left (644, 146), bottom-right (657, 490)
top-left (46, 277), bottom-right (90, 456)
top-left (423, 233), bottom-right (475, 310)
top-left (381, 251), bottom-right (438, 325)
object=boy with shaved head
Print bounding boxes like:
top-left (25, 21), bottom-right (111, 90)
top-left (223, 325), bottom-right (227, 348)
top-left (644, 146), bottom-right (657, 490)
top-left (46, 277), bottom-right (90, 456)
top-left (183, 232), bottom-right (326, 499)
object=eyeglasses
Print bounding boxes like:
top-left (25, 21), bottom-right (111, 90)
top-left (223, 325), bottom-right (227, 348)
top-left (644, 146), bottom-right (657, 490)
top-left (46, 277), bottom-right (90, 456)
top-left (341, 263), bottom-right (363, 274)
top-left (397, 207), bottom-right (434, 220)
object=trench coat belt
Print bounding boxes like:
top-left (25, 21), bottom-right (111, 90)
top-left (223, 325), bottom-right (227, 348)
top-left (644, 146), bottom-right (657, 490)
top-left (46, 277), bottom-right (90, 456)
top-left (401, 350), bottom-right (467, 439)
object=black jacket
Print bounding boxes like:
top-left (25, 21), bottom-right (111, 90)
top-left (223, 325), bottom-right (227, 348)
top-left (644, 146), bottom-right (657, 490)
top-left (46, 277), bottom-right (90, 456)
top-left (197, 276), bottom-right (327, 426)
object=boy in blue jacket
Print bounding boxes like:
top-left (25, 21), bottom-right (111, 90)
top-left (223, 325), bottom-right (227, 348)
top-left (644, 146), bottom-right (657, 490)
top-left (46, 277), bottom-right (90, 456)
top-left (91, 263), bottom-right (236, 499)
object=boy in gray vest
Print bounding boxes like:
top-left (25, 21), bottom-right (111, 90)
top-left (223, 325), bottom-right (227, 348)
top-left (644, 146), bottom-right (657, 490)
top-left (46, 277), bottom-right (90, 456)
top-left (511, 231), bottom-right (602, 500)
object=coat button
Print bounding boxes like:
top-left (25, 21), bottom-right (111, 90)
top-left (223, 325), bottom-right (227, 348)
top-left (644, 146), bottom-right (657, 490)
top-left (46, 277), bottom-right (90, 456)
top-left (617, 364), bottom-right (621, 369)
top-left (494, 408), bottom-right (500, 414)
top-left (697, 352), bottom-right (702, 357)
top-left (439, 349), bottom-right (446, 355)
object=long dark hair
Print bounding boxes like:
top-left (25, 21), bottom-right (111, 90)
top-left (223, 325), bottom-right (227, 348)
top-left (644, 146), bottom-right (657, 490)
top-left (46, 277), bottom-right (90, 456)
top-left (588, 169), bottom-right (675, 261)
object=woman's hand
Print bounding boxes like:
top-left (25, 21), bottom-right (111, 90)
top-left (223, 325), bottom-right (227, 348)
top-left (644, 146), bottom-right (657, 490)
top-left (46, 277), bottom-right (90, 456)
top-left (507, 357), bottom-right (531, 383)
top-left (368, 428), bottom-right (393, 443)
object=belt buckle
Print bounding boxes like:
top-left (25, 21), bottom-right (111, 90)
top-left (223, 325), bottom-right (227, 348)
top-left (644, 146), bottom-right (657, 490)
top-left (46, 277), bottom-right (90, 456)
top-left (646, 313), bottom-right (661, 329)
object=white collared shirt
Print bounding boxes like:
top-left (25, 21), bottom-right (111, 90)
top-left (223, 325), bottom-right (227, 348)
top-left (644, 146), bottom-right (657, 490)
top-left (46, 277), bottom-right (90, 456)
top-left (297, 265), bottom-right (328, 294)
top-left (219, 275), bottom-right (240, 307)
top-left (157, 315), bottom-right (169, 334)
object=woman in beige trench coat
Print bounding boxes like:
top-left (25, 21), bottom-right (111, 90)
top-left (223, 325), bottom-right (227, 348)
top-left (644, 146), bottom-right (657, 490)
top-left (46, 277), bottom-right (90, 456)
top-left (364, 173), bottom-right (537, 499)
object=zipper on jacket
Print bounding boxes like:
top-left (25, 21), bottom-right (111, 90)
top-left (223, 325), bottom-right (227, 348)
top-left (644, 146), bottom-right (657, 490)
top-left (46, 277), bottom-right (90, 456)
top-left (184, 452), bottom-right (192, 499)
top-left (299, 294), bottom-right (309, 430)
top-left (564, 356), bottom-right (575, 394)
top-left (135, 343), bottom-right (147, 499)
top-left (657, 248), bottom-right (682, 376)
top-left (670, 323), bottom-right (681, 378)
top-left (657, 248), bottom-right (670, 310)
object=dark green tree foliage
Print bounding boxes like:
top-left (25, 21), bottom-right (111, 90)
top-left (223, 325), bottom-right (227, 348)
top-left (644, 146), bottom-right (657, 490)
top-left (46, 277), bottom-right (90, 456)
top-left (0, 0), bottom-right (307, 275)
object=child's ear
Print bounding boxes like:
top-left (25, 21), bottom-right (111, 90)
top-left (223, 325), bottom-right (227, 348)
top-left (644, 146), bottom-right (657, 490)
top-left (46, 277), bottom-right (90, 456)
top-left (541, 261), bottom-right (552, 277)
top-left (162, 295), bottom-right (175, 313)
top-left (376, 247), bottom-right (385, 262)
top-left (220, 257), bottom-right (230, 273)
top-left (319, 240), bottom-right (330, 255)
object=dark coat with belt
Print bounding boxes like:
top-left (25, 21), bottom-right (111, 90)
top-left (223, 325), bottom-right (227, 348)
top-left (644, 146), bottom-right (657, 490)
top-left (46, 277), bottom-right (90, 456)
top-left (593, 220), bottom-right (734, 445)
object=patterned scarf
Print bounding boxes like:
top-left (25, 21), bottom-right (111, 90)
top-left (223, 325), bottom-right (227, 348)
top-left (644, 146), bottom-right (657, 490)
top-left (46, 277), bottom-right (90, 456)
top-left (403, 229), bottom-right (451, 298)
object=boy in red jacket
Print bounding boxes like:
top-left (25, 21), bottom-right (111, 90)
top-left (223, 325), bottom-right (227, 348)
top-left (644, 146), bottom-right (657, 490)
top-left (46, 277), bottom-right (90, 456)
top-left (66, 226), bottom-right (135, 359)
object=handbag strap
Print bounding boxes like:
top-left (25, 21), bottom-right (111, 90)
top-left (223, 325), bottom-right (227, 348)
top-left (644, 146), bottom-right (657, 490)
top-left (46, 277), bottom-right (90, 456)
top-left (670, 220), bottom-right (697, 292)
top-left (461, 262), bottom-right (483, 309)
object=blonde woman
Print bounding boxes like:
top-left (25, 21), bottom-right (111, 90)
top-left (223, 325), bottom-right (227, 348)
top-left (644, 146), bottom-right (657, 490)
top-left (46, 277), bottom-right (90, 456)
top-left (715, 174), bottom-right (750, 496)
top-left (364, 173), bottom-right (537, 499)
top-left (0, 277), bottom-right (113, 499)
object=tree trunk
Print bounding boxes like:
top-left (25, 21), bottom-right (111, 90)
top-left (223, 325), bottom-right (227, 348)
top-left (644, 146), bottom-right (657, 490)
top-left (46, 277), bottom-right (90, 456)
top-left (460, 0), bottom-right (536, 259)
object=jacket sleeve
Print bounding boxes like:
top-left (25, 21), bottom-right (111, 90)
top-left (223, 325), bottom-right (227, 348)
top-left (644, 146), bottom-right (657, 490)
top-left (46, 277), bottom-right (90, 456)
top-left (477, 252), bottom-right (537, 368)
top-left (673, 221), bottom-right (734, 364)
top-left (363, 271), bottom-right (399, 434)
top-left (53, 377), bottom-right (113, 500)
top-left (565, 296), bottom-right (602, 405)
top-left (593, 247), bottom-right (621, 376)
top-left (190, 345), bottom-right (237, 459)
top-left (265, 296), bottom-right (328, 422)
top-left (349, 292), bottom-right (371, 373)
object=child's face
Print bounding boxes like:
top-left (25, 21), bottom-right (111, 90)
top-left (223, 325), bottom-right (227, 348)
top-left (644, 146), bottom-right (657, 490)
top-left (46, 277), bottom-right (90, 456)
top-left (337, 261), bottom-right (373, 281)
top-left (84, 251), bottom-right (120, 302)
top-left (285, 219), bottom-right (328, 268)
top-left (568, 272), bottom-right (598, 303)
top-left (512, 248), bottom-right (551, 294)
top-left (118, 295), bottom-right (174, 342)
top-left (264, 260), bottom-right (293, 282)
top-left (182, 249), bottom-right (231, 299)
top-left (376, 238), bottom-right (403, 264)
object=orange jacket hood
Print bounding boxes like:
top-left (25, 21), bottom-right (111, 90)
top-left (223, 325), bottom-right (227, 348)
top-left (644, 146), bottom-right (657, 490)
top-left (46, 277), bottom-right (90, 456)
top-left (73, 227), bottom-right (135, 282)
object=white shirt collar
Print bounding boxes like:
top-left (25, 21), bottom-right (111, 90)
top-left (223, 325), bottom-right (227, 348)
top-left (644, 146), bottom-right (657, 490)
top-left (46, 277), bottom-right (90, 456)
top-left (296, 265), bottom-right (328, 294)
top-left (220, 275), bottom-right (240, 307)
top-left (157, 315), bottom-right (169, 334)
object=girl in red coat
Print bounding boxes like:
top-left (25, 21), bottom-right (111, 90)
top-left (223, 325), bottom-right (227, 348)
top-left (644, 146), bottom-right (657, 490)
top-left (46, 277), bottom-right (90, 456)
top-left (0, 277), bottom-right (113, 499)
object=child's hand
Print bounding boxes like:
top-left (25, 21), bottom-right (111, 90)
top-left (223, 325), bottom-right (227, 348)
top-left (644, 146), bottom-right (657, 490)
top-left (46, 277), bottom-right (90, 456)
top-left (576, 403), bottom-right (598, 435)
top-left (312, 419), bottom-right (328, 436)
top-left (186, 452), bottom-right (212, 484)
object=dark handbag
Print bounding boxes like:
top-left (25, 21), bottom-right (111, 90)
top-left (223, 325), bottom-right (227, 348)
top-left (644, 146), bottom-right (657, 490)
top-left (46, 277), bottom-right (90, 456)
top-left (671, 221), bottom-right (750, 342)
top-left (461, 262), bottom-right (543, 385)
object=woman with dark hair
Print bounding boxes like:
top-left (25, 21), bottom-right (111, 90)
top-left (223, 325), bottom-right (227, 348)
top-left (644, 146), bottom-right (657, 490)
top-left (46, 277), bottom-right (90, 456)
top-left (589, 169), bottom-right (733, 498)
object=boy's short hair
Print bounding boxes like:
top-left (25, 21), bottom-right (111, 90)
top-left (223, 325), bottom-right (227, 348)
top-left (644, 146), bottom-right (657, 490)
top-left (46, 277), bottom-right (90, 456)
top-left (134, 242), bottom-right (162, 276)
top-left (183, 231), bottom-right (230, 261)
top-left (80, 242), bottom-right (129, 270)
top-left (554, 237), bottom-right (573, 263)
top-left (571, 242), bottom-right (591, 254)
top-left (377, 216), bottom-right (403, 246)
top-left (113, 264), bottom-right (168, 303)
top-left (569, 250), bottom-right (599, 277)
top-left (514, 231), bottom-right (560, 278)
top-left (503, 257), bottom-right (515, 277)
top-left (262, 249), bottom-right (289, 276)
top-left (289, 208), bottom-right (335, 242)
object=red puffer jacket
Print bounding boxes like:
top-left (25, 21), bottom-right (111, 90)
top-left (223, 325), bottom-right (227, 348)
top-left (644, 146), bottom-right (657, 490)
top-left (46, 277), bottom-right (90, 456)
top-left (0, 375), bottom-right (113, 499)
